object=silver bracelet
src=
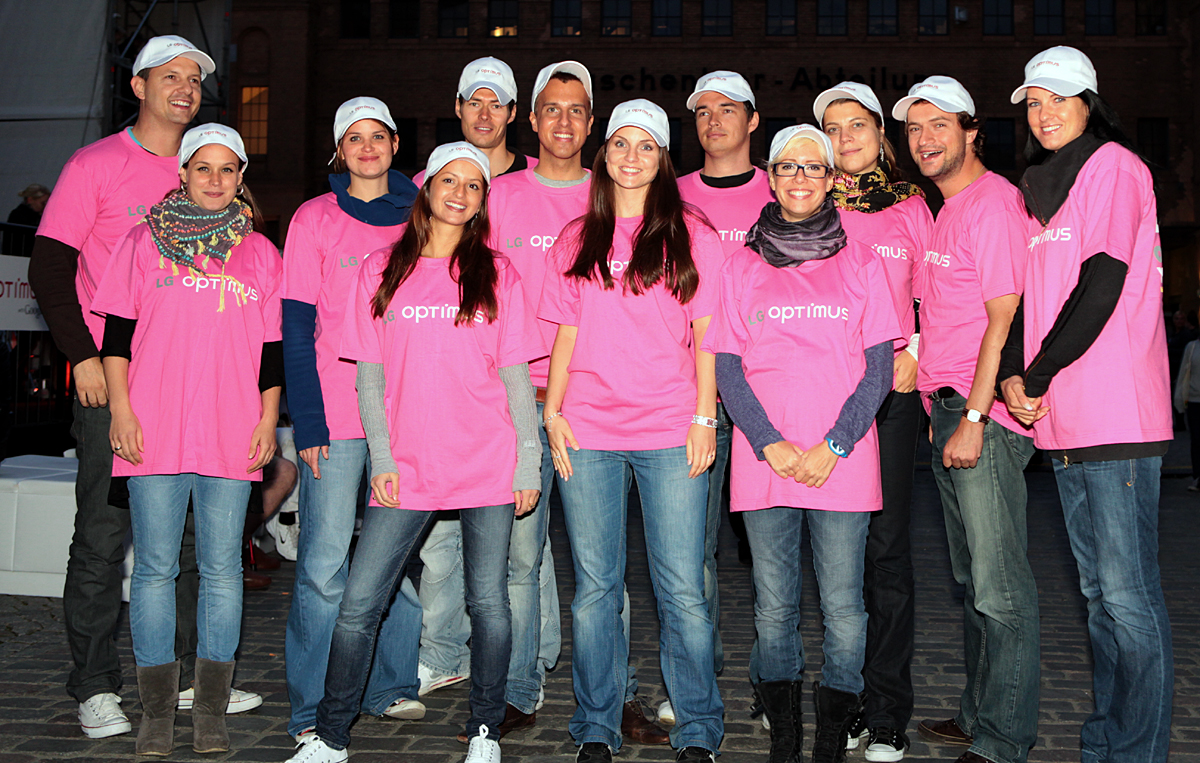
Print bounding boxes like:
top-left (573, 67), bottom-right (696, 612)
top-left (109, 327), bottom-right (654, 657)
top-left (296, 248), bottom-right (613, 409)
top-left (544, 411), bottom-right (565, 429)
top-left (692, 414), bottom-right (718, 429)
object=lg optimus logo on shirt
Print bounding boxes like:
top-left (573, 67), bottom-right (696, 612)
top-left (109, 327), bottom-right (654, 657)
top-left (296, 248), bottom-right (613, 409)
top-left (505, 234), bottom-right (559, 252)
top-left (1028, 227), bottom-right (1072, 249)
top-left (872, 243), bottom-right (909, 260)
top-left (923, 250), bottom-right (951, 267)
top-left (156, 273), bottom-right (260, 304)
top-left (384, 303), bottom-right (485, 324)
top-left (748, 303), bottom-right (850, 324)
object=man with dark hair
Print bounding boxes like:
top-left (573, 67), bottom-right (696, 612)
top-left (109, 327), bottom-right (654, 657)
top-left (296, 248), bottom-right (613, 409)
top-left (28, 34), bottom-right (261, 740)
top-left (5, 183), bottom-right (49, 256)
top-left (894, 77), bottom-right (1040, 763)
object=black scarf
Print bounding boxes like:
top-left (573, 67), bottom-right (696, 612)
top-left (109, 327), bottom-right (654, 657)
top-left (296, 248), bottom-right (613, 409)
top-left (1020, 133), bottom-right (1106, 225)
top-left (745, 197), bottom-right (847, 268)
top-left (831, 166), bottom-right (924, 213)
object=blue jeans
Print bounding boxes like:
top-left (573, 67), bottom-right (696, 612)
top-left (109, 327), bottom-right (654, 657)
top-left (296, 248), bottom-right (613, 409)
top-left (315, 503), bottom-right (514, 748)
top-left (416, 401), bottom-right (563, 714)
top-left (128, 474), bottom-right (250, 667)
top-left (930, 394), bottom-right (1040, 763)
top-left (703, 403), bottom-right (733, 673)
top-left (1053, 456), bottom-right (1173, 763)
top-left (558, 446), bottom-right (723, 752)
top-left (285, 439), bottom-right (420, 737)
top-left (743, 507), bottom-right (869, 692)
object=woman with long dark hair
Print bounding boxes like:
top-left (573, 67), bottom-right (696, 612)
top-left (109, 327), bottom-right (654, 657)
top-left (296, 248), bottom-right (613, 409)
top-left (815, 82), bottom-right (933, 762)
top-left (704, 125), bottom-right (899, 763)
top-left (94, 124), bottom-right (282, 756)
top-left (999, 46), bottom-right (1174, 763)
top-left (540, 99), bottom-right (724, 763)
top-left (281, 96), bottom-right (421, 741)
top-left (284, 141), bottom-right (544, 763)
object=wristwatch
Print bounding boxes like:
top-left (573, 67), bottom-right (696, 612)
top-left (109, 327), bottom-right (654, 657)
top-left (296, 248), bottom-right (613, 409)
top-left (962, 408), bottom-right (991, 424)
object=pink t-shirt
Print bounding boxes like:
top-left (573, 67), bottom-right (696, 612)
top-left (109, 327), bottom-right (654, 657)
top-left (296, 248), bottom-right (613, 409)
top-left (38, 130), bottom-right (181, 349)
top-left (281, 193), bottom-right (404, 441)
top-left (702, 242), bottom-right (901, 513)
top-left (339, 246), bottom-right (545, 511)
top-left (412, 154), bottom-right (538, 186)
top-left (91, 225), bottom-right (283, 481)
top-left (838, 196), bottom-right (933, 353)
top-left (538, 214), bottom-right (723, 451)
top-left (1022, 143), bottom-right (1172, 450)
top-left (678, 169), bottom-right (776, 257)
top-left (918, 171), bottom-right (1028, 434)
top-left (487, 168), bottom-right (591, 387)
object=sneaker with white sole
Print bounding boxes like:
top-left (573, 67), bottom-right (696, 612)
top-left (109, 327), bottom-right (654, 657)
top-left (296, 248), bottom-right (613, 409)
top-left (418, 663), bottom-right (469, 696)
top-left (382, 697), bottom-right (426, 720)
top-left (846, 713), bottom-right (868, 749)
top-left (464, 725), bottom-right (501, 763)
top-left (267, 512), bottom-right (300, 561)
top-left (78, 692), bottom-right (132, 738)
top-left (656, 699), bottom-right (675, 726)
top-left (177, 686), bottom-right (263, 713)
top-left (864, 727), bottom-right (909, 762)
top-left (284, 734), bottom-right (348, 763)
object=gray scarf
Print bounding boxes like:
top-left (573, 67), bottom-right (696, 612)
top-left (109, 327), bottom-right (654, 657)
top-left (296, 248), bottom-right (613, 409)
top-left (745, 197), bottom-right (847, 268)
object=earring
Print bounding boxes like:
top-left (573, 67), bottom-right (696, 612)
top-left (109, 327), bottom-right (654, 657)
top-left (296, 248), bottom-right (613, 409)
top-left (237, 184), bottom-right (245, 195)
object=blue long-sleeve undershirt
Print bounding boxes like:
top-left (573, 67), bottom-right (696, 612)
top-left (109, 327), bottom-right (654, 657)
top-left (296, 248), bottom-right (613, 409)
top-left (282, 299), bottom-right (328, 451)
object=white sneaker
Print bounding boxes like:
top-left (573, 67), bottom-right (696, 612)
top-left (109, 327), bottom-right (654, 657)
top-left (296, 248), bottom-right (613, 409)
top-left (284, 734), bottom-right (348, 763)
top-left (177, 685), bottom-right (263, 713)
top-left (535, 686), bottom-right (545, 711)
top-left (418, 663), bottom-right (470, 696)
top-left (267, 512), bottom-right (301, 561)
top-left (383, 697), bottom-right (426, 719)
top-left (656, 699), bottom-right (675, 726)
top-left (464, 725), bottom-right (501, 763)
top-left (78, 692), bottom-right (132, 738)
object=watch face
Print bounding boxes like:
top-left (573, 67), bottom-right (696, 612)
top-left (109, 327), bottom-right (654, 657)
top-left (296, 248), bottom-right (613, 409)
top-left (966, 409), bottom-right (981, 422)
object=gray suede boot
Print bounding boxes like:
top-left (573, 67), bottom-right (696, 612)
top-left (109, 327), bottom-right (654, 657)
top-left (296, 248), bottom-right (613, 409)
top-left (135, 661), bottom-right (180, 756)
top-left (191, 658), bottom-right (235, 753)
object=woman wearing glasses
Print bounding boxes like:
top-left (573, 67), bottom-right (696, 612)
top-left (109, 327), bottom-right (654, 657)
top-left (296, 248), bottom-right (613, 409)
top-left (703, 125), bottom-right (900, 763)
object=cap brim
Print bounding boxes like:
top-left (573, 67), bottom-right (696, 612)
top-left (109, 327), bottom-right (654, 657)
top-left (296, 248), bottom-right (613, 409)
top-left (1009, 77), bottom-right (1087, 104)
top-left (686, 87), bottom-right (754, 111)
top-left (461, 82), bottom-right (516, 105)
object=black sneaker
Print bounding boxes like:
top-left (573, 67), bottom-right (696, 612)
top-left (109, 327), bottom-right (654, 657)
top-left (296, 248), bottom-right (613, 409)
top-left (676, 747), bottom-right (716, 763)
top-left (846, 712), bottom-right (868, 749)
top-left (576, 742), bottom-right (613, 763)
top-left (864, 727), bottom-right (909, 762)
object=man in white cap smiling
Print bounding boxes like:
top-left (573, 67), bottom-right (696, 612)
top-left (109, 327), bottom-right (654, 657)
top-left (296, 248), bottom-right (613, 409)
top-left (29, 34), bottom-right (261, 741)
top-left (667, 67), bottom-right (774, 728)
top-left (895, 77), bottom-right (1041, 763)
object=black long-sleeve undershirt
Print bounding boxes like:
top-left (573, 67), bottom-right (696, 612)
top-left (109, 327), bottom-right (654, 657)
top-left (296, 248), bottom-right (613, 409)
top-left (29, 235), bottom-right (98, 365)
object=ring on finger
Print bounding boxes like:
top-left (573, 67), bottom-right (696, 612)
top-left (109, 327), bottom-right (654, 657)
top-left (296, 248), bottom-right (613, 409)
top-left (114, 445), bottom-right (122, 451)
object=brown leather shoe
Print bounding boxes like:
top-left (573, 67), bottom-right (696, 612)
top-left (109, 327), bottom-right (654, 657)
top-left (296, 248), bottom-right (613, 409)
top-left (243, 570), bottom-right (271, 590)
top-left (455, 704), bottom-right (535, 743)
top-left (621, 700), bottom-right (669, 745)
top-left (917, 718), bottom-right (973, 746)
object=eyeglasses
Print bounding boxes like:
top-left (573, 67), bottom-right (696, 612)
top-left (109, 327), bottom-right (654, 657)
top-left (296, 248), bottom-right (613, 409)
top-left (770, 162), bottom-right (831, 179)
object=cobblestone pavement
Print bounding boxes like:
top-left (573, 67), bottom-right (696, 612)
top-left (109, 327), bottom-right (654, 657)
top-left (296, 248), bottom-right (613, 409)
top-left (1, 436), bottom-right (1197, 763)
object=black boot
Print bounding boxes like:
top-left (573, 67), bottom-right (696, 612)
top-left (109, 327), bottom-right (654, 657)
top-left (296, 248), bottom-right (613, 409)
top-left (756, 680), bottom-right (803, 762)
top-left (811, 681), bottom-right (862, 763)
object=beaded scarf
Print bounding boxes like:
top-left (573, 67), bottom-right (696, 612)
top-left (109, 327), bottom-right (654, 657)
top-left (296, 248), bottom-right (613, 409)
top-left (831, 166), bottom-right (924, 214)
top-left (147, 189), bottom-right (253, 282)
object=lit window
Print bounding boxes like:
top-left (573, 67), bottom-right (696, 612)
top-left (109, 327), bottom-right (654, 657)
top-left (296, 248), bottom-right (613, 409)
top-left (489, 0), bottom-right (519, 36)
top-left (552, 0), bottom-right (582, 35)
top-left (439, 0), bottom-right (469, 37)
top-left (602, 0), bottom-right (631, 35)
top-left (239, 87), bottom-right (269, 156)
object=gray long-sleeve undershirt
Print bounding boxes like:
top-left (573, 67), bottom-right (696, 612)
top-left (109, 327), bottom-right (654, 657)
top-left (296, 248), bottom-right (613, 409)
top-left (356, 361), bottom-right (542, 492)
top-left (715, 341), bottom-right (893, 459)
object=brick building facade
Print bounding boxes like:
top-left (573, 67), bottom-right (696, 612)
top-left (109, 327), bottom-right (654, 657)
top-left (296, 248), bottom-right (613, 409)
top-left (229, 0), bottom-right (1199, 307)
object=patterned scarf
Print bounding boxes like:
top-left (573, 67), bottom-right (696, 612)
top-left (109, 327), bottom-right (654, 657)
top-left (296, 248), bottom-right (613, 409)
top-left (745, 198), bottom-right (847, 268)
top-left (147, 190), bottom-right (253, 272)
top-left (831, 166), bottom-right (924, 214)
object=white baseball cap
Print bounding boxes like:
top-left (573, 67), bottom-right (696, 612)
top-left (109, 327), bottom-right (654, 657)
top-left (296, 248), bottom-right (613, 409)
top-left (424, 142), bottom-right (492, 184)
top-left (891, 76), bottom-right (976, 121)
top-left (813, 81), bottom-right (884, 124)
top-left (531, 61), bottom-right (593, 109)
top-left (333, 97), bottom-right (397, 145)
top-left (1010, 46), bottom-right (1098, 104)
top-left (458, 57), bottom-right (518, 105)
top-left (132, 35), bottom-right (216, 81)
top-left (606, 99), bottom-right (670, 148)
top-left (179, 124), bottom-right (248, 170)
top-left (685, 71), bottom-right (756, 111)
top-left (768, 124), bottom-right (835, 168)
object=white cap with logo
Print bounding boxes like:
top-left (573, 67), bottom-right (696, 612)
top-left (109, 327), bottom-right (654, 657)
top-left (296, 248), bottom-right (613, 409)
top-left (132, 35), bottom-right (216, 81)
top-left (768, 124), bottom-right (835, 167)
top-left (813, 81), bottom-right (884, 124)
top-left (606, 99), bottom-right (671, 148)
top-left (424, 141), bottom-right (492, 184)
top-left (1010, 46), bottom-right (1098, 104)
top-left (531, 61), bottom-right (593, 109)
top-left (333, 97), bottom-right (397, 145)
top-left (890, 76), bottom-right (976, 121)
top-left (686, 71), bottom-right (756, 111)
top-left (179, 124), bottom-right (248, 170)
top-left (458, 57), bottom-right (518, 105)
